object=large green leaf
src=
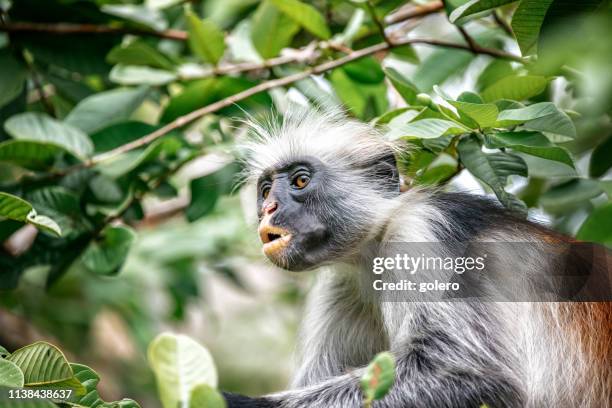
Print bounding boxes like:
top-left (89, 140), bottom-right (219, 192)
top-left (65, 87), bottom-right (149, 134)
top-left (0, 50), bottom-right (27, 109)
top-left (185, 7), bottom-right (226, 64)
top-left (413, 49), bottom-right (473, 91)
top-left (360, 352), bottom-right (396, 402)
top-left (511, 0), bottom-right (554, 55)
top-left (148, 333), bottom-right (218, 408)
top-left (270, 0), bottom-right (331, 39)
top-left (497, 102), bottom-right (576, 139)
top-left (0, 192), bottom-right (62, 237)
top-left (449, 0), bottom-right (517, 24)
top-left (190, 384), bottom-right (227, 408)
top-left (7, 342), bottom-right (73, 386)
top-left (0, 358), bottom-right (24, 388)
top-left (388, 119), bottom-right (468, 140)
top-left (27, 186), bottom-right (83, 239)
top-left (590, 136), bottom-right (612, 178)
top-left (481, 75), bottom-right (549, 102)
top-left (384, 67), bottom-right (418, 104)
top-left (187, 162), bottom-right (240, 222)
top-left (577, 204), bottom-right (612, 247)
top-left (251, 0), bottom-right (300, 58)
top-left (81, 226), bottom-right (136, 275)
top-left (540, 179), bottom-right (603, 214)
top-left (486, 131), bottom-right (574, 167)
top-left (457, 135), bottom-right (527, 212)
top-left (0, 140), bottom-right (70, 170)
top-left (5, 112), bottom-right (93, 158)
top-left (71, 363), bottom-right (141, 408)
top-left (107, 41), bottom-right (175, 70)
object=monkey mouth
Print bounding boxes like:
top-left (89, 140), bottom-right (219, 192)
top-left (259, 224), bottom-right (292, 258)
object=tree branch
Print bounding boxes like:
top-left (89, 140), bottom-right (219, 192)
top-left (456, 25), bottom-right (478, 53)
top-left (385, 1), bottom-right (444, 25)
top-left (366, 1), bottom-right (391, 45)
top-left (89, 37), bottom-right (523, 165)
top-left (0, 22), bottom-right (188, 41)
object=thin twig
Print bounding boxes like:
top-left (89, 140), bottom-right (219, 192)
top-left (366, 0), bottom-right (390, 45)
top-left (385, 1), bottom-right (444, 25)
top-left (493, 10), bottom-right (513, 37)
top-left (456, 25), bottom-right (478, 53)
top-left (0, 22), bottom-right (188, 41)
top-left (30, 69), bottom-right (55, 117)
top-left (89, 37), bottom-right (523, 165)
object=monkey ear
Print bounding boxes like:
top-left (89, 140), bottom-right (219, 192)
top-left (370, 149), bottom-right (400, 195)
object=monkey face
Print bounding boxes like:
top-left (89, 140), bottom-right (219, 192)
top-left (256, 157), bottom-right (335, 271)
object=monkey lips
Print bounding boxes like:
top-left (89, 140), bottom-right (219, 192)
top-left (258, 224), bottom-right (292, 260)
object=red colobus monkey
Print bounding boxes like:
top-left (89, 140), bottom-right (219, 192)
top-left (223, 107), bottom-right (611, 408)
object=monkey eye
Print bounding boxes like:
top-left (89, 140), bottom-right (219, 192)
top-left (262, 185), bottom-right (271, 200)
top-left (291, 172), bottom-right (310, 189)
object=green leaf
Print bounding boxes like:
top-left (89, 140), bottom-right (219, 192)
top-left (497, 102), bottom-right (576, 139)
top-left (360, 352), bottom-right (396, 402)
top-left (0, 358), bottom-right (24, 388)
top-left (148, 333), bottom-right (218, 408)
top-left (161, 77), bottom-right (272, 122)
top-left (185, 7), bottom-right (226, 64)
top-left (190, 384), bottom-right (227, 408)
top-left (511, 0), bottom-right (554, 55)
top-left (110, 65), bottom-right (177, 86)
top-left (449, 0), bottom-right (517, 24)
top-left (27, 186), bottom-right (82, 238)
top-left (435, 86), bottom-right (499, 128)
top-left (476, 60), bottom-right (514, 92)
top-left (384, 67), bottom-right (418, 104)
top-left (102, 4), bottom-right (167, 31)
top-left (486, 131), bottom-right (574, 167)
top-left (91, 121), bottom-right (158, 153)
top-left (65, 87), bottom-right (149, 134)
top-left (82, 226), bottom-right (136, 275)
top-left (329, 69), bottom-right (388, 120)
top-left (251, 0), bottom-right (300, 58)
top-left (343, 57), bottom-right (385, 84)
top-left (270, 0), bottom-right (331, 39)
top-left (7, 342), bottom-right (73, 386)
top-left (0, 50), bottom-right (27, 109)
top-left (71, 363), bottom-right (141, 408)
top-left (0, 140), bottom-right (69, 170)
top-left (413, 48), bottom-right (473, 91)
top-left (187, 162), bottom-right (240, 222)
top-left (96, 137), bottom-right (181, 178)
top-left (518, 154), bottom-right (577, 179)
top-left (389, 44), bottom-right (419, 64)
top-left (0, 345), bottom-right (9, 357)
top-left (5, 112), bottom-right (93, 158)
top-left (416, 153), bottom-right (459, 186)
top-left (577, 203), bottom-right (612, 247)
top-left (107, 41), bottom-right (175, 70)
top-left (457, 135), bottom-right (527, 212)
top-left (481, 75), bottom-right (548, 102)
top-left (0, 192), bottom-right (62, 237)
top-left (387, 119), bottom-right (468, 140)
top-left (590, 136), bottom-right (612, 177)
top-left (540, 179), bottom-right (603, 214)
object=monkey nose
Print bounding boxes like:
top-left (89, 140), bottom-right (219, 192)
top-left (263, 201), bottom-right (278, 215)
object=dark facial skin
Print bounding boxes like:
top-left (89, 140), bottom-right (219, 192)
top-left (256, 151), bottom-right (400, 271)
top-left (257, 157), bottom-right (334, 271)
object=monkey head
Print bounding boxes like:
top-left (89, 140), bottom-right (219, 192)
top-left (242, 107), bottom-right (400, 271)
